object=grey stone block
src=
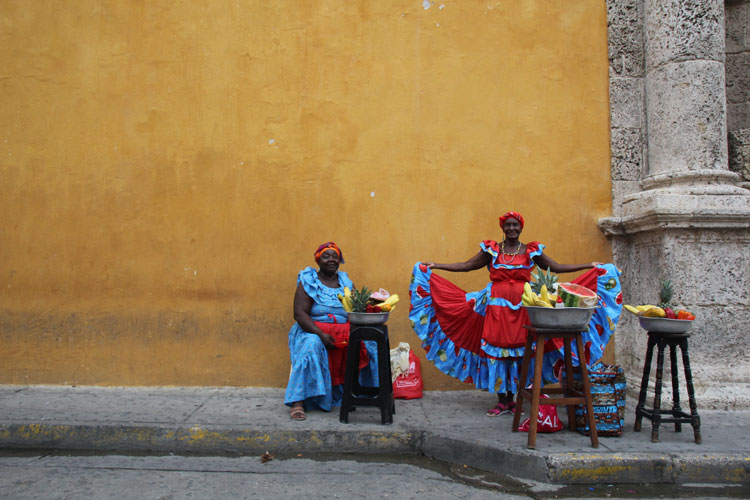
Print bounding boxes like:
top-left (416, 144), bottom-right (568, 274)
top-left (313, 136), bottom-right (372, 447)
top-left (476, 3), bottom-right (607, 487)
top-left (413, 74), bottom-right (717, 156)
top-left (727, 101), bottom-right (750, 132)
top-left (607, 0), bottom-right (644, 77)
top-left (610, 76), bottom-right (644, 129)
top-left (726, 51), bottom-right (750, 105)
top-left (611, 180), bottom-right (642, 214)
top-left (646, 60), bottom-right (728, 175)
top-left (611, 127), bottom-right (644, 181)
top-left (725, 0), bottom-right (750, 54)
top-left (645, 0), bottom-right (725, 68)
top-left (728, 128), bottom-right (750, 180)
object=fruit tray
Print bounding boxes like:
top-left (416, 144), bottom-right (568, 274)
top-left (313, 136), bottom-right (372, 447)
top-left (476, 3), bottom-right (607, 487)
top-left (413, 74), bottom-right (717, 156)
top-left (524, 306), bottom-right (596, 330)
top-left (638, 316), bottom-right (693, 334)
top-left (348, 311), bottom-right (389, 326)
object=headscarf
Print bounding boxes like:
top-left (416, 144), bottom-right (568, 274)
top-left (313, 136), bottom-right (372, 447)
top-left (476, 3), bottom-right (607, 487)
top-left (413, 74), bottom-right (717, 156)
top-left (498, 211), bottom-right (524, 229)
top-left (314, 241), bottom-right (345, 263)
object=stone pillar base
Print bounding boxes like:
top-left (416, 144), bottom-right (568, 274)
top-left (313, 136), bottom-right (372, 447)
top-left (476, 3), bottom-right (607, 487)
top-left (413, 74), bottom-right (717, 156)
top-left (599, 187), bottom-right (750, 409)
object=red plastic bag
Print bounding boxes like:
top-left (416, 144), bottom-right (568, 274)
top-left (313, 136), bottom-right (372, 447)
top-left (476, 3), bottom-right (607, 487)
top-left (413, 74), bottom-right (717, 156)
top-left (519, 395), bottom-right (563, 433)
top-left (393, 350), bottom-right (423, 399)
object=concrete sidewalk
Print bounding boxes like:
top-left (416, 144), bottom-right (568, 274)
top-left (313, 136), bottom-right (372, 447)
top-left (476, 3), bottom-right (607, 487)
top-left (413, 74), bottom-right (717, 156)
top-left (0, 385), bottom-right (747, 485)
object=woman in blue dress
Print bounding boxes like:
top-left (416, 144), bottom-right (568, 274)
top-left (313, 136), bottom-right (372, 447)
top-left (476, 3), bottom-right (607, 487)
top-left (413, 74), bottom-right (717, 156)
top-left (285, 242), bottom-right (377, 421)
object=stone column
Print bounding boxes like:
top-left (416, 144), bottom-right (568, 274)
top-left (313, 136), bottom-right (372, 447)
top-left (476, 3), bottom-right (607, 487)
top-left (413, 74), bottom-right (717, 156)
top-left (601, 0), bottom-right (750, 409)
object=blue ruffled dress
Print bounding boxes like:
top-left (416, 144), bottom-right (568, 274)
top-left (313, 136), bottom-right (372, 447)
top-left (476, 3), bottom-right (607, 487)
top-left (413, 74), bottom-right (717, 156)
top-left (284, 267), bottom-right (379, 411)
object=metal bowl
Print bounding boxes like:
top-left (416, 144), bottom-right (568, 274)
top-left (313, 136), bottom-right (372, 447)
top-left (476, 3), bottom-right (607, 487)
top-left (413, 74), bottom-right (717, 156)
top-left (524, 306), bottom-right (596, 330)
top-left (638, 316), bottom-right (693, 334)
top-left (348, 311), bottom-right (389, 325)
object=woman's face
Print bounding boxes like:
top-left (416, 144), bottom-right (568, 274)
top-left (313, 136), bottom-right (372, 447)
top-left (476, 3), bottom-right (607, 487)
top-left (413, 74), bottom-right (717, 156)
top-left (318, 249), bottom-right (341, 273)
top-left (502, 217), bottom-right (522, 240)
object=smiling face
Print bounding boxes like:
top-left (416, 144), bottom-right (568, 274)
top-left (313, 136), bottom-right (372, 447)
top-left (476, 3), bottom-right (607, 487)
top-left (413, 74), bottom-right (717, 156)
top-left (502, 217), bottom-right (523, 240)
top-left (318, 249), bottom-right (341, 274)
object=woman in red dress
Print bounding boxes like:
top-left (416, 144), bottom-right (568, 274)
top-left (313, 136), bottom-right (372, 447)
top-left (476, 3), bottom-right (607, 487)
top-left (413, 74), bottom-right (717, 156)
top-left (409, 211), bottom-right (622, 416)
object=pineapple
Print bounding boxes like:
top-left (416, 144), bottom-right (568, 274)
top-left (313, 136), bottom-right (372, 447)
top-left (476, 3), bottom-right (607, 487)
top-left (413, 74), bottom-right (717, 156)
top-left (530, 267), bottom-right (558, 295)
top-left (350, 285), bottom-right (372, 312)
top-left (658, 279), bottom-right (673, 310)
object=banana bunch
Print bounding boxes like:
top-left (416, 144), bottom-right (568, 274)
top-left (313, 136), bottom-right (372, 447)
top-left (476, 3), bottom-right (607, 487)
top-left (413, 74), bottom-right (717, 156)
top-left (376, 294), bottom-right (399, 312)
top-left (338, 287), bottom-right (400, 313)
top-left (338, 287), bottom-right (354, 312)
top-left (522, 282), bottom-right (555, 308)
top-left (623, 304), bottom-right (666, 318)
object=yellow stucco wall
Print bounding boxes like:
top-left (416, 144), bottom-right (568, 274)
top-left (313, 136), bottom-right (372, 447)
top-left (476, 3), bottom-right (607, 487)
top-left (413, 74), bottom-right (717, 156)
top-left (0, 0), bottom-right (612, 388)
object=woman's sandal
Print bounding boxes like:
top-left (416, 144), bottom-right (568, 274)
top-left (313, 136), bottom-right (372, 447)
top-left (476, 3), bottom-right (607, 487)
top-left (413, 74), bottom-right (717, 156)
top-left (486, 401), bottom-right (515, 417)
top-left (290, 406), bottom-right (306, 421)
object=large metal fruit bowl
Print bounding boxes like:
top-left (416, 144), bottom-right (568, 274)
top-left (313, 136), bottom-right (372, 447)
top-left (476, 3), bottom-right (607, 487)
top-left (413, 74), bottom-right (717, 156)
top-left (638, 316), bottom-right (693, 334)
top-left (348, 311), bottom-right (389, 325)
top-left (524, 306), bottom-right (596, 330)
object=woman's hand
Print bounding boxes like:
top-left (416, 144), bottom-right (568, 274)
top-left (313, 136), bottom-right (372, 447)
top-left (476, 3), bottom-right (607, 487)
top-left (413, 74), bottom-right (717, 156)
top-left (423, 261), bottom-right (436, 269)
top-left (317, 332), bottom-right (335, 350)
top-left (590, 261), bottom-right (603, 268)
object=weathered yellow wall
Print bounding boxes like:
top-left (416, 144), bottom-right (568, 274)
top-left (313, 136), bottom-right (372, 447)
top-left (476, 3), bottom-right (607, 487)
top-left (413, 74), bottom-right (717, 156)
top-left (0, 0), bottom-right (612, 388)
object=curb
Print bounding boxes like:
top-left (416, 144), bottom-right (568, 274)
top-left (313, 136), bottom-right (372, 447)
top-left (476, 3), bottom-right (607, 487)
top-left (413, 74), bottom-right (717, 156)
top-left (2, 422), bottom-right (748, 484)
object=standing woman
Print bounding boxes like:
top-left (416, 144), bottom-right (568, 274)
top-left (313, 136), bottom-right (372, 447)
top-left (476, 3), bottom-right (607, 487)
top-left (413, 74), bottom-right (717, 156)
top-left (285, 242), bottom-right (377, 421)
top-left (410, 212), bottom-right (623, 416)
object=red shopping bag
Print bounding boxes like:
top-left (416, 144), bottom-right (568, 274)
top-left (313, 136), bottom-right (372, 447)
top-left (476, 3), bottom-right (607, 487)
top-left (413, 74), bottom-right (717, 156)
top-left (519, 395), bottom-right (563, 433)
top-left (393, 350), bottom-right (423, 399)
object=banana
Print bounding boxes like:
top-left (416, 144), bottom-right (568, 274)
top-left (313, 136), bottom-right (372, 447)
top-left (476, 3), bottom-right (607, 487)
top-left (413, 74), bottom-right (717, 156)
top-left (344, 287), bottom-right (352, 298)
top-left (643, 306), bottom-right (666, 318)
top-left (339, 295), bottom-right (353, 312)
top-left (540, 284), bottom-right (550, 306)
top-left (521, 282), bottom-right (535, 306)
top-left (533, 297), bottom-right (554, 308)
top-left (636, 305), bottom-right (657, 312)
top-left (624, 304), bottom-right (640, 315)
top-left (380, 294), bottom-right (400, 307)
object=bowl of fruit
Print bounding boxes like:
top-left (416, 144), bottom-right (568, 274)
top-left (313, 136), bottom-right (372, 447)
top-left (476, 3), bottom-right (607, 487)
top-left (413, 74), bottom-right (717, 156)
top-left (339, 286), bottom-right (399, 326)
top-left (521, 279), bottom-right (599, 330)
top-left (637, 315), bottom-right (694, 334)
top-left (624, 280), bottom-right (696, 334)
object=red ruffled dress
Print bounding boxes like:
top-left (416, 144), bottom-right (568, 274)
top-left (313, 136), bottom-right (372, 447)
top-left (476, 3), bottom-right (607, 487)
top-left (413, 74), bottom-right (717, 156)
top-left (409, 241), bottom-right (623, 394)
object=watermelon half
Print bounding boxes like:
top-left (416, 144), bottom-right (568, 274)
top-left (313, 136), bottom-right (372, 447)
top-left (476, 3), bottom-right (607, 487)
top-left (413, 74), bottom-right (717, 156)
top-left (558, 283), bottom-right (598, 308)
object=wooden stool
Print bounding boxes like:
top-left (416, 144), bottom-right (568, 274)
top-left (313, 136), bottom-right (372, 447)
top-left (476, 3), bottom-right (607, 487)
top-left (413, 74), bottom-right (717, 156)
top-left (512, 326), bottom-right (598, 449)
top-left (339, 324), bottom-right (395, 425)
top-left (634, 331), bottom-right (701, 443)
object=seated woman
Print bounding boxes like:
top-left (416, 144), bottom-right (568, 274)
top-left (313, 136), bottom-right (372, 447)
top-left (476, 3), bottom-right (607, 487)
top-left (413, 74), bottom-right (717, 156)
top-left (410, 211), bottom-right (623, 416)
top-left (285, 242), bottom-right (378, 421)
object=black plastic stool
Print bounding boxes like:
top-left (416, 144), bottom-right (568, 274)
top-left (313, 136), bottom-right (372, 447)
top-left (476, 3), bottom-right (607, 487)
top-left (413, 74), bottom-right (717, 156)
top-left (634, 331), bottom-right (701, 443)
top-left (339, 324), bottom-right (395, 425)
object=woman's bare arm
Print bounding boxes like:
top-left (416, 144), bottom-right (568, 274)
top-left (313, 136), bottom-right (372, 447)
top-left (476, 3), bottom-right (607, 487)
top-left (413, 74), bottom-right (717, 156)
top-left (533, 253), bottom-right (600, 274)
top-left (424, 251), bottom-right (490, 272)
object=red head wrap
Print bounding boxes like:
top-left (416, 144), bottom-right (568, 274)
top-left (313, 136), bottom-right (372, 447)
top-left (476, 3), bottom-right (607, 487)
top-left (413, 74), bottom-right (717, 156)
top-left (498, 211), bottom-right (524, 229)
top-left (314, 242), bottom-right (345, 263)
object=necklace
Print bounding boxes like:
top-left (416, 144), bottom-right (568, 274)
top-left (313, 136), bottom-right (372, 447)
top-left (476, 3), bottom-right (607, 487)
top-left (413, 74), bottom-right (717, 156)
top-left (500, 240), bottom-right (521, 264)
